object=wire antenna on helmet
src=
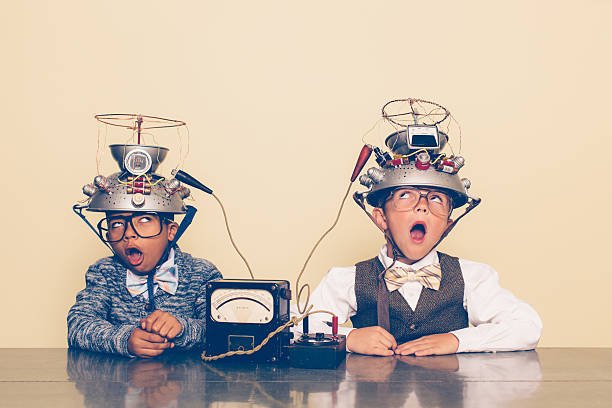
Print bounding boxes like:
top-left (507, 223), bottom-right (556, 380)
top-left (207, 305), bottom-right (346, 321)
top-left (78, 113), bottom-right (255, 280)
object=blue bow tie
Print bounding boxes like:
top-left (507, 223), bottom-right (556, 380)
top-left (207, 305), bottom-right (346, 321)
top-left (126, 265), bottom-right (178, 297)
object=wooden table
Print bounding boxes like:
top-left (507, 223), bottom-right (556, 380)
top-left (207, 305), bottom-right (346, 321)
top-left (0, 348), bottom-right (610, 407)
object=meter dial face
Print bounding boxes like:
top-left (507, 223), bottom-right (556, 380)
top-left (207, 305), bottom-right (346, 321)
top-left (211, 289), bottom-right (274, 324)
top-left (124, 149), bottom-right (152, 175)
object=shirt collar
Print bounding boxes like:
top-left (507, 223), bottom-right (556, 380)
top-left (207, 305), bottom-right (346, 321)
top-left (377, 244), bottom-right (439, 270)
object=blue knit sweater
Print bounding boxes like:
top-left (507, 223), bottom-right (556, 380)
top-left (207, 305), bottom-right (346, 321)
top-left (67, 247), bottom-right (222, 356)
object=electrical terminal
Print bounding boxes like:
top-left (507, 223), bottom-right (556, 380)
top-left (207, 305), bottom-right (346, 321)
top-left (179, 186), bottom-right (191, 199)
top-left (367, 167), bottom-right (385, 183)
top-left (93, 175), bottom-right (112, 194)
top-left (82, 184), bottom-right (97, 197)
top-left (435, 157), bottom-right (459, 174)
top-left (373, 147), bottom-right (392, 167)
top-left (452, 156), bottom-right (465, 170)
top-left (359, 174), bottom-right (373, 187)
top-left (415, 151), bottom-right (431, 170)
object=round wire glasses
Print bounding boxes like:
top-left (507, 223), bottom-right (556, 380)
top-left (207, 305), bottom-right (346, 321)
top-left (386, 188), bottom-right (452, 217)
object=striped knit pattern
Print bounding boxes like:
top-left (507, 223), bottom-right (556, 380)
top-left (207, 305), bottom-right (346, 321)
top-left (67, 247), bottom-right (222, 356)
top-left (384, 263), bottom-right (442, 291)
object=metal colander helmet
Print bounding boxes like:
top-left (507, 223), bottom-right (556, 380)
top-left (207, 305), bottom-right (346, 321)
top-left (81, 144), bottom-right (190, 214)
top-left (358, 129), bottom-right (472, 209)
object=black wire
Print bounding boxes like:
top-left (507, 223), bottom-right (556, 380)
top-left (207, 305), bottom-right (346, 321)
top-left (147, 273), bottom-right (156, 311)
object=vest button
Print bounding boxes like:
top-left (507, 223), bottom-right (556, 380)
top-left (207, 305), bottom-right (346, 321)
top-left (409, 324), bottom-right (416, 330)
top-left (145, 304), bottom-right (152, 311)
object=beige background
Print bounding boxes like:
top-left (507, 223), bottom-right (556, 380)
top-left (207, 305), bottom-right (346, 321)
top-left (2, 0), bottom-right (611, 348)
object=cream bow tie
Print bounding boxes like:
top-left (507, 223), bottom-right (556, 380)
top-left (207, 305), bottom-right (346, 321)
top-left (384, 263), bottom-right (442, 292)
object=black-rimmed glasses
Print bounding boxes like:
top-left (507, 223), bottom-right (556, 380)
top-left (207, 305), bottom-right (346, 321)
top-left (97, 213), bottom-right (166, 243)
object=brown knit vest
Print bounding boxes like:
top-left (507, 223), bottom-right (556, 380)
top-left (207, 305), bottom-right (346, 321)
top-left (350, 252), bottom-right (468, 343)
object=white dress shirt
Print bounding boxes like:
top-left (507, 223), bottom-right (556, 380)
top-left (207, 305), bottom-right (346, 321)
top-left (291, 245), bottom-right (543, 353)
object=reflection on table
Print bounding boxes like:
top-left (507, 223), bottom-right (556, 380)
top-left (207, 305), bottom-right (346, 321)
top-left (66, 348), bottom-right (542, 408)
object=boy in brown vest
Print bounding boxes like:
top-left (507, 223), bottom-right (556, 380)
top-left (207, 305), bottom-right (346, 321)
top-left (297, 123), bottom-right (542, 356)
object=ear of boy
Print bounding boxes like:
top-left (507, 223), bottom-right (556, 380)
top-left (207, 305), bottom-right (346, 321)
top-left (372, 207), bottom-right (388, 231)
top-left (167, 222), bottom-right (178, 241)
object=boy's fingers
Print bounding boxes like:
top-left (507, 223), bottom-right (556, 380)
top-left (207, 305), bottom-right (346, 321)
top-left (373, 346), bottom-right (395, 356)
top-left (143, 311), bottom-right (162, 332)
top-left (152, 317), bottom-right (166, 334)
top-left (396, 343), bottom-right (417, 355)
top-left (166, 325), bottom-right (182, 340)
top-left (157, 322), bottom-right (170, 338)
top-left (399, 341), bottom-right (433, 355)
top-left (132, 340), bottom-right (171, 357)
top-left (397, 336), bottom-right (432, 353)
top-left (140, 341), bottom-right (172, 351)
top-left (142, 318), bottom-right (152, 332)
top-left (414, 347), bottom-right (437, 356)
top-left (143, 332), bottom-right (167, 343)
top-left (376, 327), bottom-right (397, 349)
top-left (377, 335), bottom-right (395, 350)
top-left (159, 320), bottom-right (177, 338)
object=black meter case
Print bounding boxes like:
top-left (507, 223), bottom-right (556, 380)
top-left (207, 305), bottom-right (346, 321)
top-left (204, 279), bottom-right (291, 363)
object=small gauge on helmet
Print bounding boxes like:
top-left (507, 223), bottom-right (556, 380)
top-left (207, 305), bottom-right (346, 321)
top-left (124, 149), bottom-right (152, 175)
top-left (408, 125), bottom-right (440, 148)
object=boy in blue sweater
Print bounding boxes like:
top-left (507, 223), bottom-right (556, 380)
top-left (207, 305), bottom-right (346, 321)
top-left (68, 144), bottom-right (221, 357)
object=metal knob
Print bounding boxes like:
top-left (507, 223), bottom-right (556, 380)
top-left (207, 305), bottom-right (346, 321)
top-left (367, 167), bottom-right (385, 183)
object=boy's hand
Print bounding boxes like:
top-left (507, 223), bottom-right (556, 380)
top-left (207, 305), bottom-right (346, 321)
top-left (346, 326), bottom-right (397, 356)
top-left (141, 310), bottom-right (183, 340)
top-left (128, 328), bottom-right (174, 358)
top-left (395, 333), bottom-right (459, 356)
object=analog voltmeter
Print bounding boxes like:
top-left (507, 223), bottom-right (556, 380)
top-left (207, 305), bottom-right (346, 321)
top-left (211, 288), bottom-right (274, 324)
top-left (205, 279), bottom-right (291, 362)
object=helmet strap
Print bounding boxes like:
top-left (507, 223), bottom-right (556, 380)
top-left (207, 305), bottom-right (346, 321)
top-left (73, 204), bottom-right (113, 251)
top-left (352, 192), bottom-right (482, 262)
top-left (171, 205), bottom-right (197, 246)
top-left (73, 203), bottom-right (199, 275)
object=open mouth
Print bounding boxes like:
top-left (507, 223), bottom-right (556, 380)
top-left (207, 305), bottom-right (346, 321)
top-left (410, 222), bottom-right (427, 242)
top-left (125, 247), bottom-right (144, 266)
